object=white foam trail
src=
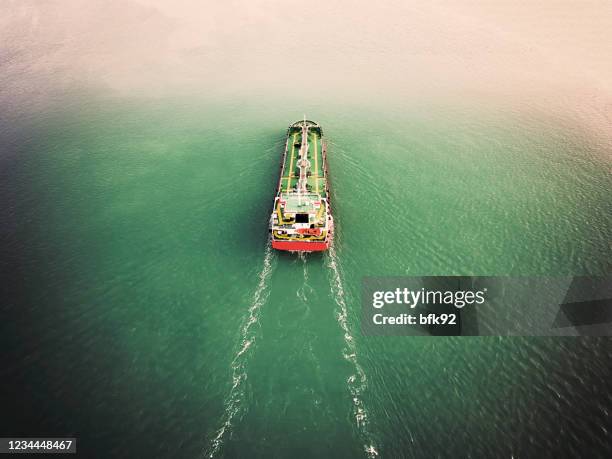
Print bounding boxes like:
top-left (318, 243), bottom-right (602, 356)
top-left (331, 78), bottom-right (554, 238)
top-left (296, 252), bottom-right (314, 304)
top-left (326, 245), bottom-right (379, 458)
top-left (205, 242), bottom-right (276, 458)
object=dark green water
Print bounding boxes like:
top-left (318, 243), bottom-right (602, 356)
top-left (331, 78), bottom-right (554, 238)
top-left (1, 93), bottom-right (611, 458)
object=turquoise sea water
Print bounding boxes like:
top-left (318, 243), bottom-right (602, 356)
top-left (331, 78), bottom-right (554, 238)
top-left (1, 91), bottom-right (611, 457)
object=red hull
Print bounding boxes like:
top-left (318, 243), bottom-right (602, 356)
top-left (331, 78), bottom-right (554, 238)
top-left (272, 240), bottom-right (329, 252)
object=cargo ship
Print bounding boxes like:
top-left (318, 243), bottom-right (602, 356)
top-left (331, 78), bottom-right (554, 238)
top-left (269, 119), bottom-right (333, 252)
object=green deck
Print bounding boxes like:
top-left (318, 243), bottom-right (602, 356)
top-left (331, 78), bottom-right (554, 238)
top-left (280, 192), bottom-right (321, 213)
top-left (279, 126), bottom-right (327, 198)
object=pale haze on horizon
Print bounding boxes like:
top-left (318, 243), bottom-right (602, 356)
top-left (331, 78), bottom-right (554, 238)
top-left (1, 0), bottom-right (611, 139)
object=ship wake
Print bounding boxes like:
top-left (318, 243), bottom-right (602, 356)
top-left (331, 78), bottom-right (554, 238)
top-left (326, 245), bottom-right (379, 458)
top-left (296, 252), bottom-right (314, 305)
top-left (205, 241), bottom-right (276, 458)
